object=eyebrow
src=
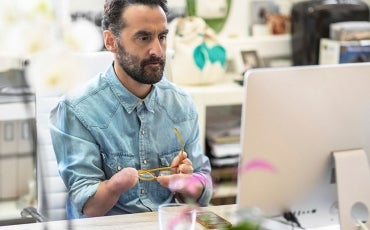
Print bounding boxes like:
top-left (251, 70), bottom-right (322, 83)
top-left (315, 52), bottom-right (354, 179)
top-left (134, 29), bottom-right (169, 38)
top-left (160, 29), bottom-right (169, 36)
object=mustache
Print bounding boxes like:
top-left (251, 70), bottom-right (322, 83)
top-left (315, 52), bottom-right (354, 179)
top-left (141, 56), bottom-right (165, 66)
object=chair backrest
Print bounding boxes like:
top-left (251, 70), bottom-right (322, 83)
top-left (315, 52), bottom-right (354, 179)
top-left (28, 51), bottom-right (114, 220)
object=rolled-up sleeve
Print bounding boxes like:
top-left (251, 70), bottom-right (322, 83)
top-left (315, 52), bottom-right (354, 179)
top-left (187, 116), bottom-right (213, 206)
top-left (49, 101), bottom-right (104, 216)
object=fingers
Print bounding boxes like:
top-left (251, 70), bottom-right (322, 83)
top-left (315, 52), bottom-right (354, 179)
top-left (157, 174), bottom-right (203, 199)
top-left (156, 174), bottom-right (171, 187)
top-left (171, 151), bottom-right (193, 174)
top-left (178, 161), bottom-right (193, 174)
top-left (179, 151), bottom-right (187, 161)
top-left (170, 151), bottom-right (186, 167)
top-left (157, 174), bottom-right (189, 190)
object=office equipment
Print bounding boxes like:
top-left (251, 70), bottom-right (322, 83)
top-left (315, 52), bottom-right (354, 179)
top-left (237, 63), bottom-right (370, 229)
top-left (329, 21), bottom-right (370, 41)
top-left (319, 38), bottom-right (370, 64)
top-left (291, 0), bottom-right (369, 66)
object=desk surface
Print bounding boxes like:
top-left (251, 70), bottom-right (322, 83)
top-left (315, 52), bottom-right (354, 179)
top-left (1, 205), bottom-right (236, 230)
top-left (0, 204), bottom-right (340, 230)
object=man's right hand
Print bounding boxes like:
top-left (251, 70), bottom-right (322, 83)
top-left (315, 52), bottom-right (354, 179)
top-left (110, 167), bottom-right (139, 192)
top-left (83, 167), bottom-right (138, 217)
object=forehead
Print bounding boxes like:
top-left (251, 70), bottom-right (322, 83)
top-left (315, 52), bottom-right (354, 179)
top-left (122, 4), bottom-right (167, 32)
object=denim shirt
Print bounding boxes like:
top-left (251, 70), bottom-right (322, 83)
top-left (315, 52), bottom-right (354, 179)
top-left (49, 64), bottom-right (213, 219)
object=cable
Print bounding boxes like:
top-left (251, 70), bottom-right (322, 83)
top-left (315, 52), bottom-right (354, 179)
top-left (357, 220), bottom-right (369, 230)
top-left (283, 211), bottom-right (304, 229)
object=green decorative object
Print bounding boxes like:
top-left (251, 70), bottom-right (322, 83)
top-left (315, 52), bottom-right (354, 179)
top-left (193, 42), bottom-right (227, 70)
top-left (186, 0), bottom-right (232, 33)
top-left (227, 221), bottom-right (260, 230)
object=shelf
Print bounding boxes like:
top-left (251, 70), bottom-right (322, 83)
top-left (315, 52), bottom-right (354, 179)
top-left (182, 78), bottom-right (244, 154)
top-left (211, 182), bottom-right (237, 205)
top-left (221, 34), bottom-right (292, 59)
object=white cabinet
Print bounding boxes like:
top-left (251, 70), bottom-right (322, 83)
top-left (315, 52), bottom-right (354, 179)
top-left (182, 78), bottom-right (243, 203)
top-left (0, 102), bottom-right (35, 222)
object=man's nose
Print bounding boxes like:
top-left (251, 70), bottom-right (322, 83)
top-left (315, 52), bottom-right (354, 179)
top-left (149, 38), bottom-right (164, 57)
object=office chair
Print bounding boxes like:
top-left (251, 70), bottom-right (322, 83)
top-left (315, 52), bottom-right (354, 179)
top-left (21, 51), bottom-right (114, 221)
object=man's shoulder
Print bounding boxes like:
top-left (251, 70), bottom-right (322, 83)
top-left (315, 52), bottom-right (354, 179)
top-left (155, 78), bottom-right (197, 118)
top-left (156, 77), bottom-right (192, 100)
top-left (64, 74), bottom-right (109, 105)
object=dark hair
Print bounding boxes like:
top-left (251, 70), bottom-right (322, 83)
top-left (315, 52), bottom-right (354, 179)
top-left (102, 0), bottom-right (168, 37)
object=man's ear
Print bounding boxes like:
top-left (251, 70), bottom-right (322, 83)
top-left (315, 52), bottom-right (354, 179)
top-left (103, 30), bottom-right (117, 52)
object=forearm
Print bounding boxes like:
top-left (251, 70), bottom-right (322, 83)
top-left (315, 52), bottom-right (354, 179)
top-left (82, 168), bottom-right (139, 217)
top-left (82, 180), bottom-right (122, 217)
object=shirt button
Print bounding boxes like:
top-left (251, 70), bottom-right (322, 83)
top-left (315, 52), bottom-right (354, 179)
top-left (117, 166), bottom-right (122, 171)
top-left (141, 130), bottom-right (145, 135)
top-left (141, 189), bottom-right (145, 194)
top-left (143, 160), bottom-right (147, 164)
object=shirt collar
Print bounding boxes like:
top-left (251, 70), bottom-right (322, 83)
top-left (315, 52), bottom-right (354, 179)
top-left (104, 64), bottom-right (157, 114)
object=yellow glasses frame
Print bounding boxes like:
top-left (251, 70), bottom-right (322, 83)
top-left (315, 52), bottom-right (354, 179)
top-left (138, 166), bottom-right (175, 181)
top-left (138, 128), bottom-right (184, 181)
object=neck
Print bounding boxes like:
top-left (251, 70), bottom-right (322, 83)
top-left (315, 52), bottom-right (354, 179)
top-left (113, 61), bottom-right (152, 99)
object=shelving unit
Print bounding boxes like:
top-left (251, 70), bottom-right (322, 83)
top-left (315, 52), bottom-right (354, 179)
top-left (182, 78), bottom-right (244, 154)
top-left (181, 34), bottom-right (292, 204)
top-left (182, 78), bottom-right (244, 204)
top-left (182, 34), bottom-right (292, 151)
top-left (0, 102), bottom-right (35, 224)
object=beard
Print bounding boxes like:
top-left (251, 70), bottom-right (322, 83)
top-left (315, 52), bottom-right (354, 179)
top-left (116, 41), bottom-right (165, 85)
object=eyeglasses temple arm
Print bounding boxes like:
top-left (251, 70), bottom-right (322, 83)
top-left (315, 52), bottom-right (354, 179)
top-left (138, 166), bottom-right (175, 174)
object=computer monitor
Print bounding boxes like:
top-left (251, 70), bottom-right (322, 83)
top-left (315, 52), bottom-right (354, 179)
top-left (236, 62), bottom-right (370, 229)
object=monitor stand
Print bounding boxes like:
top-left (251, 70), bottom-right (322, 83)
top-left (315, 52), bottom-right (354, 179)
top-left (333, 149), bottom-right (370, 229)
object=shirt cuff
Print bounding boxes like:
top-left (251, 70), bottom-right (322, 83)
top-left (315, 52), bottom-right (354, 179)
top-left (192, 173), bottom-right (213, 206)
top-left (72, 182), bottom-right (101, 216)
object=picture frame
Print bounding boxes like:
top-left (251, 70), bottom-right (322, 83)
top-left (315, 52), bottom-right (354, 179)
top-left (233, 49), bottom-right (262, 84)
top-left (241, 50), bottom-right (261, 69)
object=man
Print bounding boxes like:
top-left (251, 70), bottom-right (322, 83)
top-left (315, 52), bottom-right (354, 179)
top-left (49, 0), bottom-right (213, 219)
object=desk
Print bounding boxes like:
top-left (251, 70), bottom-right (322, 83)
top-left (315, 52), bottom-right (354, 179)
top-left (0, 204), bottom-right (340, 230)
top-left (0, 205), bottom-right (236, 230)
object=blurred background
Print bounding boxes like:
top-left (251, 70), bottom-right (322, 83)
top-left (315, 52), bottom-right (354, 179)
top-left (0, 0), bottom-right (369, 226)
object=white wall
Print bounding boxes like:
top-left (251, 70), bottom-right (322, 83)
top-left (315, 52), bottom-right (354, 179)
top-left (69, 0), bottom-right (105, 13)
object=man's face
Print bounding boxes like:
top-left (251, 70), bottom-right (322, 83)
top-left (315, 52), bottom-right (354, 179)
top-left (116, 41), bottom-right (165, 84)
top-left (115, 5), bottom-right (168, 85)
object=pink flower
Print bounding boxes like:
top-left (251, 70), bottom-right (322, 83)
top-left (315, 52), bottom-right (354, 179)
top-left (239, 159), bottom-right (277, 174)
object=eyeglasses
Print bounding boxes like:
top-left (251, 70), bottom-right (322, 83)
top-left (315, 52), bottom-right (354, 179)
top-left (138, 128), bottom-right (184, 181)
top-left (173, 127), bottom-right (184, 153)
top-left (138, 166), bottom-right (176, 181)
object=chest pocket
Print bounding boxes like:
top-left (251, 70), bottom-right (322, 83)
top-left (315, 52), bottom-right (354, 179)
top-left (101, 152), bottom-right (138, 202)
top-left (101, 152), bottom-right (136, 178)
top-left (159, 150), bottom-right (180, 167)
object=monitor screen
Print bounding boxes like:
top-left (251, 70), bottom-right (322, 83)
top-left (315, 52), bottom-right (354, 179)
top-left (236, 62), bottom-right (370, 228)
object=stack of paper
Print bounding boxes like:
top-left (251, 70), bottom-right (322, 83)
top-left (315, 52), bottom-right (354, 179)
top-left (206, 117), bottom-right (241, 167)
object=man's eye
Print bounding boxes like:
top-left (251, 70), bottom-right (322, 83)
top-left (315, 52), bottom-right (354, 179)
top-left (159, 34), bottom-right (167, 41)
top-left (138, 36), bottom-right (151, 42)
